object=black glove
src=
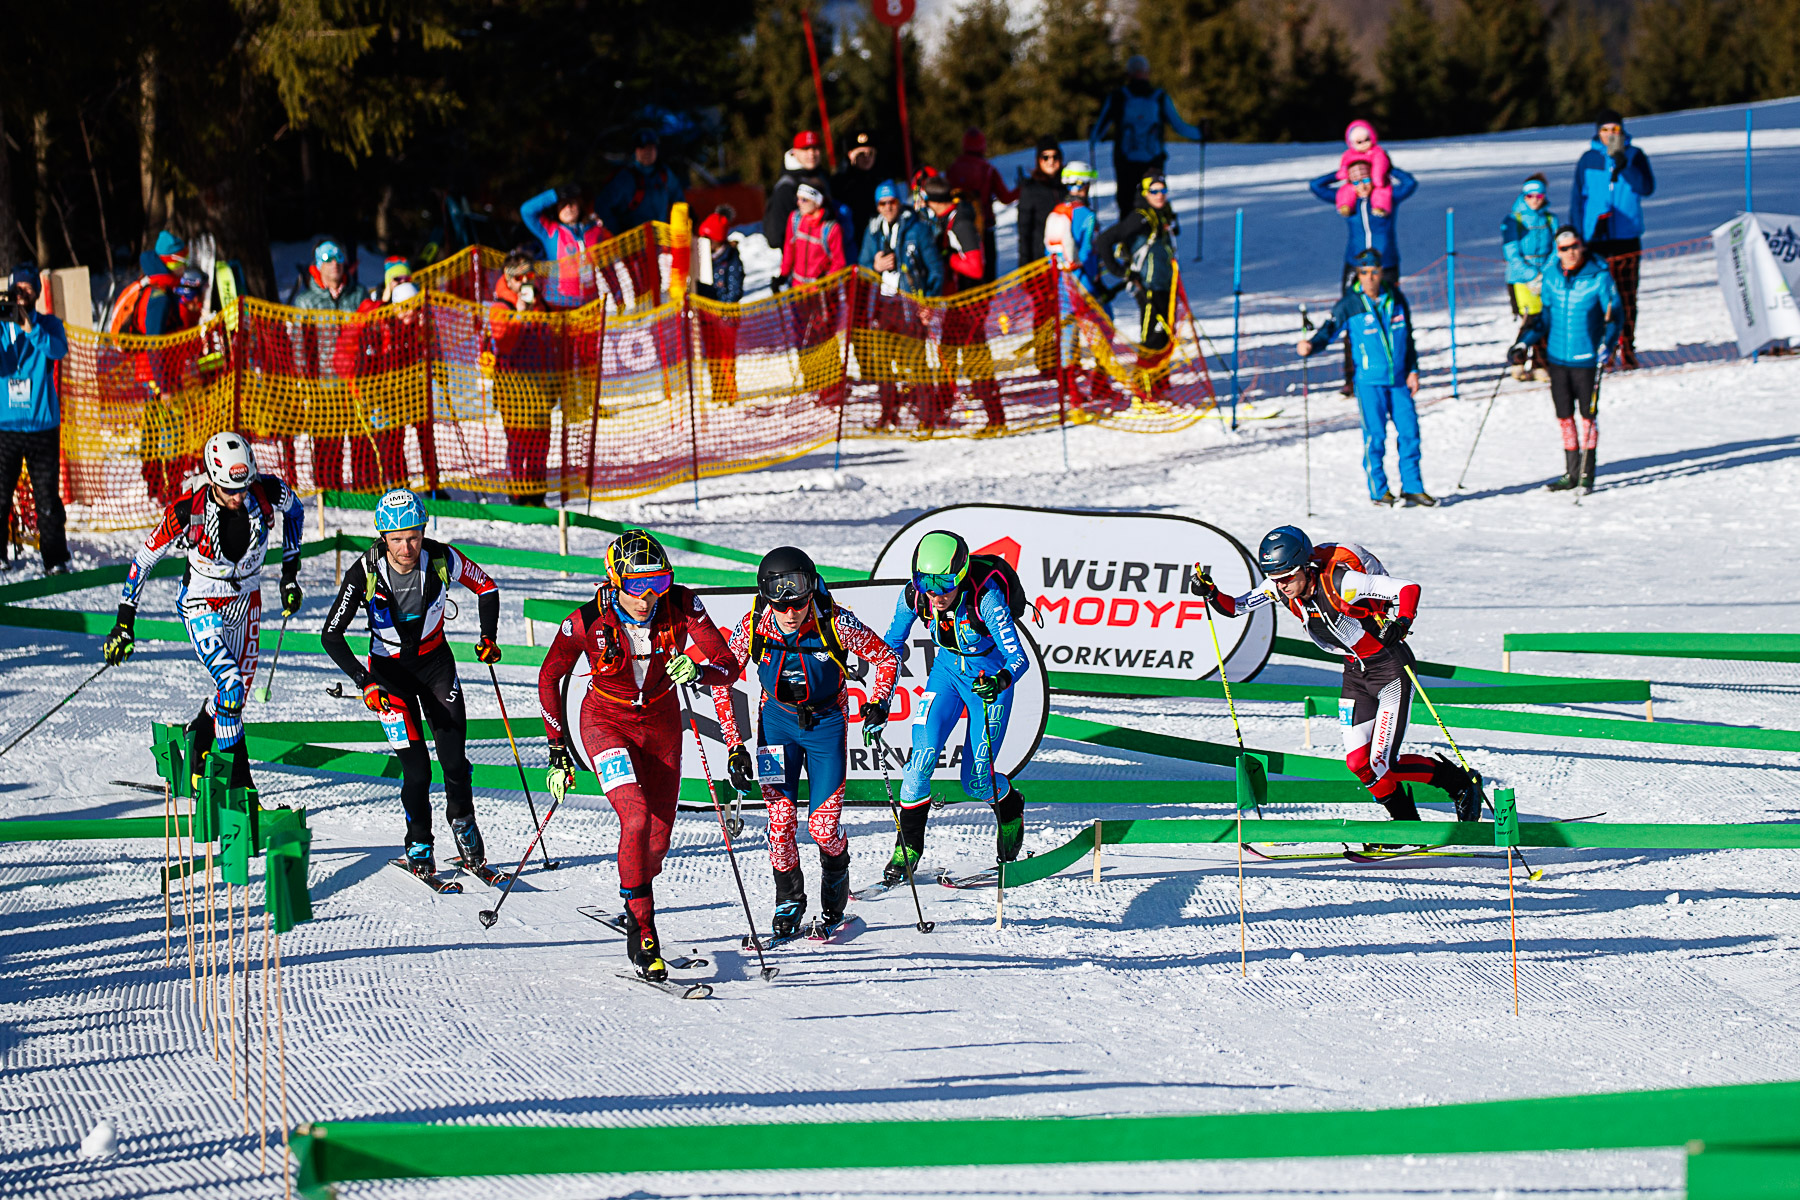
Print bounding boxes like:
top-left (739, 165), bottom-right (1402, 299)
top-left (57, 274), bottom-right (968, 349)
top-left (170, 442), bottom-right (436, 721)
top-left (971, 669), bottom-right (1012, 703)
top-left (280, 574), bottom-right (303, 618)
top-left (1507, 343), bottom-right (1528, 366)
top-left (548, 741), bottom-right (574, 775)
top-left (727, 743), bottom-right (755, 793)
top-left (771, 274), bottom-right (788, 294)
top-left (1189, 565), bottom-right (1218, 601)
top-left (1380, 615), bottom-right (1412, 649)
top-left (102, 604), bottom-right (136, 666)
top-left (860, 698), bottom-right (889, 745)
top-left (475, 636), bottom-right (501, 664)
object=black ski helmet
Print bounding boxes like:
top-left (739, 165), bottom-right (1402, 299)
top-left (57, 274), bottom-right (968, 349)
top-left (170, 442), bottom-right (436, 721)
top-left (757, 545), bottom-right (818, 606)
top-left (1259, 526), bottom-right (1314, 577)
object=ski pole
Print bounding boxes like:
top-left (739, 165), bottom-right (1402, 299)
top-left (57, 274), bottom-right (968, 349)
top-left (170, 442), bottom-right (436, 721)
top-left (1197, 566), bottom-right (1260, 817)
top-left (681, 688), bottom-right (777, 981)
top-left (980, 684), bottom-right (1005, 931)
top-left (476, 787), bottom-right (565, 929)
top-left (1455, 368), bottom-right (1509, 490)
top-left (488, 664), bottom-right (559, 871)
top-left (253, 613), bottom-right (290, 703)
top-left (872, 733), bottom-right (934, 933)
top-left (1576, 352), bottom-right (1604, 503)
top-left (0, 661), bottom-right (110, 759)
top-left (1299, 304), bottom-right (1313, 516)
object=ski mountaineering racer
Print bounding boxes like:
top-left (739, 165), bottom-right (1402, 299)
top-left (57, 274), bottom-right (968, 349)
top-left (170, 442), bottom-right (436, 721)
top-left (1191, 527), bottom-right (1483, 824)
top-left (881, 532), bottom-right (1031, 883)
top-left (537, 530), bottom-right (738, 982)
top-left (102, 431), bottom-right (304, 792)
top-left (319, 489), bottom-right (502, 885)
top-left (710, 547), bottom-right (899, 937)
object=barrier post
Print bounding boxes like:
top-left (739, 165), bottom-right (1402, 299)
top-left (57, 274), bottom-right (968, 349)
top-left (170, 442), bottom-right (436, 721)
top-left (584, 303), bottom-right (608, 514)
top-left (893, 27), bottom-right (915, 183)
top-left (1447, 208), bottom-right (1460, 402)
top-left (685, 295), bottom-right (701, 508)
top-left (1229, 208), bottom-right (1242, 429)
top-left (801, 10), bottom-right (836, 171)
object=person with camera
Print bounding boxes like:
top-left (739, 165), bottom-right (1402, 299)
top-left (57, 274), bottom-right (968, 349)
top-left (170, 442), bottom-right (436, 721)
top-left (0, 264), bottom-right (72, 574)
top-left (521, 185), bottom-right (609, 308)
top-left (710, 547), bottom-right (899, 938)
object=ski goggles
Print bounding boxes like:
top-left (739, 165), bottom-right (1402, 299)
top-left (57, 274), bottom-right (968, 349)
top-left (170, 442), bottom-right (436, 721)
top-left (913, 571), bottom-right (965, 596)
top-left (760, 570), bottom-right (815, 611)
top-left (618, 570), bottom-right (672, 598)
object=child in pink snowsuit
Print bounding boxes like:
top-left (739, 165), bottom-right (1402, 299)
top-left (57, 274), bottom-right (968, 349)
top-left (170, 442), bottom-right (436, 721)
top-left (1335, 120), bottom-right (1393, 216)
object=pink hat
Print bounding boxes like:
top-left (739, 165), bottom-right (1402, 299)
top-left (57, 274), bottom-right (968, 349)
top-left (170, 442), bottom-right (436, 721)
top-left (1345, 119), bottom-right (1379, 148)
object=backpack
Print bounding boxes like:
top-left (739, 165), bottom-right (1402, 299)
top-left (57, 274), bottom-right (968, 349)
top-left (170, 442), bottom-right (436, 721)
top-left (107, 276), bottom-right (159, 334)
top-left (748, 590), bottom-right (850, 677)
top-left (1315, 543), bottom-right (1389, 620)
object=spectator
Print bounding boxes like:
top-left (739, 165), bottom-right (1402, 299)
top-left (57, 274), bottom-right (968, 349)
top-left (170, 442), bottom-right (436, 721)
top-left (1088, 54), bottom-right (1201, 219)
top-left (778, 185), bottom-right (848, 406)
top-left (488, 248), bottom-right (555, 505)
top-left (1511, 226), bottom-right (1621, 494)
top-left (0, 263), bottom-right (72, 573)
top-left (1043, 161), bottom-right (1114, 414)
top-left (520, 185), bottom-right (610, 308)
top-left (599, 130), bottom-right (685, 236)
top-left (1569, 109), bottom-right (1654, 369)
top-left (1297, 248), bottom-right (1431, 508)
top-left (329, 272), bottom-right (437, 494)
top-left (1096, 174), bottom-right (1181, 399)
top-left (109, 230), bottom-right (192, 335)
top-left (1500, 174), bottom-right (1556, 381)
top-left (1016, 137), bottom-right (1066, 376)
top-left (694, 211), bottom-right (744, 406)
top-left (1333, 121), bottom-right (1394, 216)
top-left (764, 131), bottom-right (834, 252)
top-left (1310, 157), bottom-right (1417, 393)
top-left (114, 231), bottom-right (199, 505)
top-left (856, 179), bottom-right (944, 430)
top-left (922, 174), bottom-right (1001, 433)
top-left (946, 128), bottom-right (1019, 284)
top-left (832, 131), bottom-right (885, 239)
top-left (293, 240), bottom-right (370, 311)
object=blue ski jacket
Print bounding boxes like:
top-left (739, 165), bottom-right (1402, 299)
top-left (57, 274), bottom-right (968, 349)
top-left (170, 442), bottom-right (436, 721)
top-left (1089, 80), bottom-right (1201, 165)
top-left (0, 312), bottom-right (67, 433)
top-left (1518, 254), bottom-right (1622, 368)
top-left (1311, 167), bottom-right (1417, 271)
top-left (858, 209), bottom-right (945, 296)
top-left (598, 161), bottom-right (685, 234)
top-left (1500, 192), bottom-right (1558, 285)
top-left (1305, 283), bottom-right (1418, 388)
top-left (1569, 135), bottom-right (1655, 243)
top-left (883, 578), bottom-right (1029, 685)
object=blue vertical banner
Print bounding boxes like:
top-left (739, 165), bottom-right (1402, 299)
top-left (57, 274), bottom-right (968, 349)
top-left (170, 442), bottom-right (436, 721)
top-left (1230, 208), bottom-right (1243, 429)
top-left (1446, 207), bottom-right (1460, 402)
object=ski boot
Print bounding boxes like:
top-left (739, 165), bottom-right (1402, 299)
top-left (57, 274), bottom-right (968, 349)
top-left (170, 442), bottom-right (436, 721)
top-left (882, 843), bottom-right (921, 886)
top-left (404, 841), bottom-right (436, 880)
top-left (1400, 492), bottom-right (1438, 508)
top-left (1367, 785), bottom-right (1424, 852)
top-left (771, 867), bottom-right (808, 936)
top-left (1438, 755), bottom-right (1486, 823)
top-left (184, 709), bottom-right (216, 792)
top-left (1546, 449), bottom-right (1582, 492)
top-left (818, 849), bottom-right (850, 930)
top-left (450, 816), bottom-right (486, 869)
top-left (993, 787), bottom-right (1025, 863)
top-left (883, 802), bottom-right (929, 884)
top-left (1579, 460), bottom-right (1597, 495)
top-left (622, 909), bottom-right (668, 982)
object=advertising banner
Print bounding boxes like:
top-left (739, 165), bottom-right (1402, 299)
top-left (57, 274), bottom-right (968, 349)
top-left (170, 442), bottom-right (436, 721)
top-left (1713, 212), bottom-right (1800, 356)
top-left (558, 581), bottom-right (1049, 788)
top-left (872, 505), bottom-right (1274, 687)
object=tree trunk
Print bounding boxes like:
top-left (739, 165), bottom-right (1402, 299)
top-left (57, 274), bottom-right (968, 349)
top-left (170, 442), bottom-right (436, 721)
top-left (197, 65), bottom-right (275, 299)
top-left (33, 111), bottom-right (51, 267)
top-left (0, 110), bottom-right (22, 271)
top-left (139, 47), bottom-right (167, 247)
top-left (375, 181), bottom-right (395, 254)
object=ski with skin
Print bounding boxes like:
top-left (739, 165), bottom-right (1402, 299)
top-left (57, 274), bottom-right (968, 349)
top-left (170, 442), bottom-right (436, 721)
top-left (616, 972), bottom-right (714, 1000)
top-left (450, 857), bottom-right (513, 889)
top-left (850, 879), bottom-right (901, 901)
top-left (576, 907), bottom-right (710, 970)
top-left (388, 858), bottom-right (463, 894)
top-left (806, 914), bottom-right (863, 943)
top-left (741, 925), bottom-right (814, 952)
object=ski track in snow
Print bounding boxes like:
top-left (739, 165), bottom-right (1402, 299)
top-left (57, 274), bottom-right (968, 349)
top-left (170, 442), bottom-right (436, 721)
top-left (6, 112), bottom-right (1800, 1199)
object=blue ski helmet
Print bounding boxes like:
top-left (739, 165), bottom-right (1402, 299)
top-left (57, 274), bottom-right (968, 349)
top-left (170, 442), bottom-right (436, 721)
top-left (374, 488), bottom-right (427, 533)
top-left (1258, 526), bottom-right (1313, 578)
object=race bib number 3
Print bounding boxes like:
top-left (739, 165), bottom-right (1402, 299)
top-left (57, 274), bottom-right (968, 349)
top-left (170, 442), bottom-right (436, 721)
top-left (756, 745), bottom-right (787, 784)
top-left (598, 747), bottom-right (638, 794)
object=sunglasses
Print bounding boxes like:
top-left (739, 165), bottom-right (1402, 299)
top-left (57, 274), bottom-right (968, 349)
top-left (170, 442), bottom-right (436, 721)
top-left (1146, 187), bottom-right (1167, 195)
top-left (1039, 152), bottom-right (1061, 160)
top-left (618, 570), bottom-right (672, 598)
top-left (1556, 243), bottom-right (1582, 253)
top-left (914, 572), bottom-right (964, 596)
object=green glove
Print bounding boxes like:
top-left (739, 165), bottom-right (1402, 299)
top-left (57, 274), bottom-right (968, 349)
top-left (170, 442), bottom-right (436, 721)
top-left (102, 605), bottom-right (136, 666)
top-left (547, 741), bottom-right (574, 802)
top-left (971, 669), bottom-right (1011, 703)
top-left (666, 653), bottom-right (700, 686)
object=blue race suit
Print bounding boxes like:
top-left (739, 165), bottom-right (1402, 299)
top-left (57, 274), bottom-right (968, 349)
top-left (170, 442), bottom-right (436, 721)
top-left (883, 578), bottom-right (1030, 809)
top-left (1307, 283), bottom-right (1423, 500)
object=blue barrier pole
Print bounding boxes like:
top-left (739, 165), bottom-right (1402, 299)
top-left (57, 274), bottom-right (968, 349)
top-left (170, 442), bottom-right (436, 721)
top-left (1746, 109), bottom-right (1754, 213)
top-left (1446, 207), bottom-right (1459, 402)
top-left (1231, 208), bottom-right (1243, 429)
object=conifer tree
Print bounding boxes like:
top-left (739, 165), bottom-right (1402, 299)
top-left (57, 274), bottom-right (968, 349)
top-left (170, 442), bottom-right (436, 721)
top-left (1136, 0), bottom-right (1272, 140)
top-left (1013, 0), bottom-right (1121, 145)
top-left (1447, 0), bottom-right (1553, 131)
top-left (919, 0), bottom-right (1026, 165)
top-left (1376, 0), bottom-right (1449, 139)
top-left (1548, 1), bottom-right (1617, 126)
top-left (1265, 1), bottom-right (1363, 143)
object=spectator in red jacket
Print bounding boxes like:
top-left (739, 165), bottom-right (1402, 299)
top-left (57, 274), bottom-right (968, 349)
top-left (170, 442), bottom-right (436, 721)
top-left (945, 128), bottom-right (1018, 284)
top-left (778, 186), bottom-right (849, 407)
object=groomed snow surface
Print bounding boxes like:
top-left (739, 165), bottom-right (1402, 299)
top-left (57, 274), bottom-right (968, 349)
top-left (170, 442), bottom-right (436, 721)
top-left (6, 107), bottom-right (1800, 1200)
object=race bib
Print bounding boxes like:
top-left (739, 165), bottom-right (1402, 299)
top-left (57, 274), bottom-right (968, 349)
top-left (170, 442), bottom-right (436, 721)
top-left (188, 610), bottom-right (225, 640)
top-left (6, 378), bottom-right (28, 408)
top-left (756, 744), bottom-right (787, 784)
top-left (598, 747), bottom-right (638, 794)
top-left (1338, 698), bottom-right (1356, 726)
top-left (379, 707), bottom-right (410, 748)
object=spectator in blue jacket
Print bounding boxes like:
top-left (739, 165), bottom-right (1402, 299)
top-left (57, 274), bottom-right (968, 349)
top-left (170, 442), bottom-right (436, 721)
top-left (1089, 55), bottom-right (1202, 218)
top-left (1311, 157), bottom-right (1418, 392)
top-left (1569, 109), bottom-right (1653, 369)
top-left (856, 181), bottom-right (944, 430)
top-left (598, 131), bottom-right (686, 235)
top-left (1511, 226), bottom-right (1622, 494)
top-left (1297, 249), bottom-right (1430, 507)
top-left (0, 265), bottom-right (72, 573)
top-left (1501, 173), bottom-right (1557, 379)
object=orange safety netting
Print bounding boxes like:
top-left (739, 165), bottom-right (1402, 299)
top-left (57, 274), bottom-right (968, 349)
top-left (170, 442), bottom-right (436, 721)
top-left (15, 227), bottom-right (1215, 536)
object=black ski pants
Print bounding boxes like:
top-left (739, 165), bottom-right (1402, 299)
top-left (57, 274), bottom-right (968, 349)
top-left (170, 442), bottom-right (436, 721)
top-left (370, 647), bottom-right (473, 848)
top-left (0, 428), bottom-right (70, 569)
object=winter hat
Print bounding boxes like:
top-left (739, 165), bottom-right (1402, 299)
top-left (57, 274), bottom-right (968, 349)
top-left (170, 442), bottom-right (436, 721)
top-left (1521, 177), bottom-right (1546, 196)
top-left (874, 180), bottom-right (903, 204)
top-left (962, 128), bottom-right (987, 155)
top-left (635, 128), bottom-right (659, 147)
top-left (9, 263), bottom-right (37, 288)
top-left (792, 130), bottom-right (822, 150)
top-left (847, 130), bottom-right (876, 153)
top-left (1126, 54), bottom-right (1150, 76)
top-left (314, 240), bottom-right (346, 266)
top-left (154, 230), bottom-right (187, 259)
top-left (1344, 119), bottom-right (1378, 149)
top-left (383, 256), bottom-right (412, 287)
top-left (1595, 107), bottom-right (1624, 130)
top-left (1035, 135), bottom-right (1062, 156)
top-left (391, 281), bottom-right (420, 302)
top-left (796, 183), bottom-right (824, 205)
top-left (1353, 248), bottom-right (1384, 268)
top-left (696, 212), bottom-right (731, 243)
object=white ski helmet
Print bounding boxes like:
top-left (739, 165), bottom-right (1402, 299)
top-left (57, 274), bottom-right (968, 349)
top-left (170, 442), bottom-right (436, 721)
top-left (1061, 160), bottom-right (1098, 189)
top-left (203, 431), bottom-right (258, 490)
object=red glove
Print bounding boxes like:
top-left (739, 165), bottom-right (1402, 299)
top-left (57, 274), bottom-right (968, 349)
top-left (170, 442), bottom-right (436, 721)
top-left (475, 636), bottom-right (501, 664)
top-left (362, 681), bottom-right (392, 713)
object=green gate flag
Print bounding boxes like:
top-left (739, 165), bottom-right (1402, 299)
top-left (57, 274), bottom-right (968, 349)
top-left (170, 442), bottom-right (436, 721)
top-left (150, 726), bottom-right (184, 794)
top-left (1493, 787), bottom-right (1520, 847)
top-left (263, 807), bottom-right (313, 934)
top-left (1235, 753), bottom-right (1269, 812)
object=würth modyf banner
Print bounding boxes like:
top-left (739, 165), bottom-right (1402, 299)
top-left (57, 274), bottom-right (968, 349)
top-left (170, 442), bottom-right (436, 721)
top-left (872, 505), bottom-right (1273, 686)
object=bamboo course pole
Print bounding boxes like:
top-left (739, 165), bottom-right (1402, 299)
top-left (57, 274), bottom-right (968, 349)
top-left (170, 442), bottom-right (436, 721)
top-left (162, 781), bottom-right (172, 965)
top-left (275, 929), bottom-right (292, 1200)
top-left (260, 910), bottom-right (271, 1174)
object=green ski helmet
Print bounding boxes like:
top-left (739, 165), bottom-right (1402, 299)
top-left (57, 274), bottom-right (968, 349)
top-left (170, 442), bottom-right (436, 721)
top-left (911, 531), bottom-right (970, 596)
